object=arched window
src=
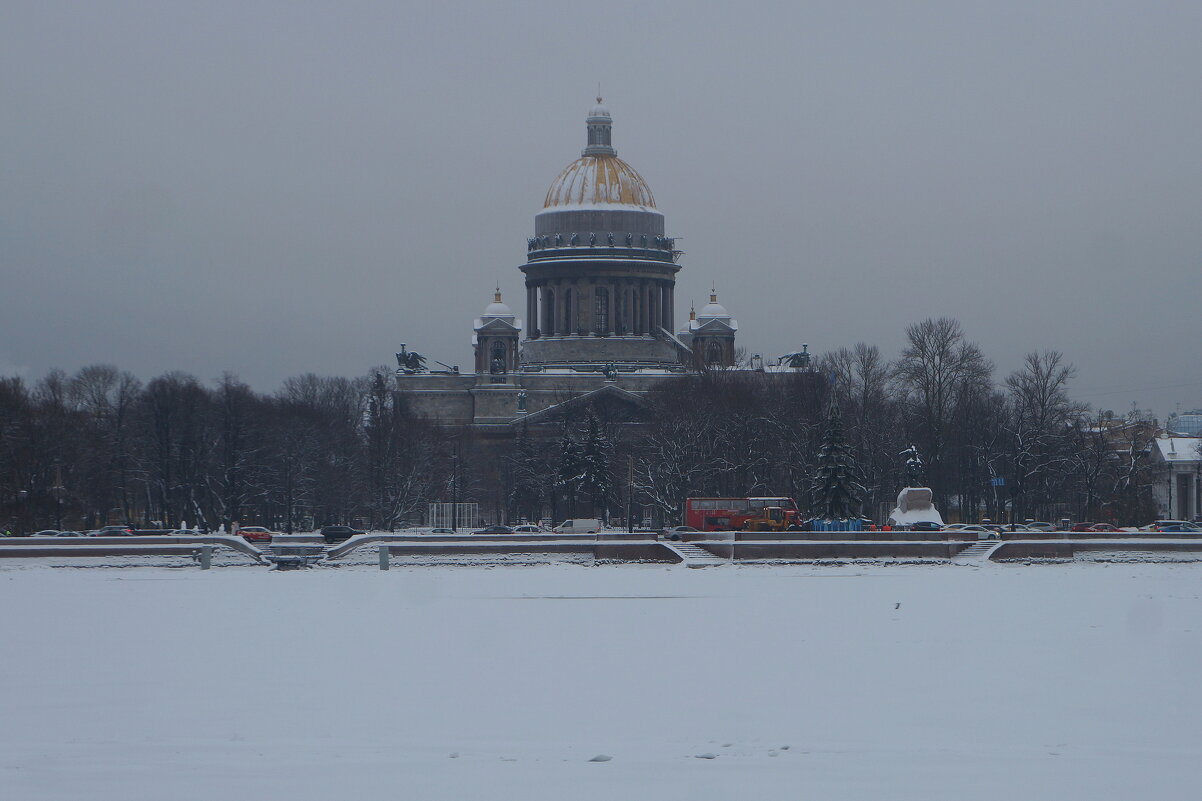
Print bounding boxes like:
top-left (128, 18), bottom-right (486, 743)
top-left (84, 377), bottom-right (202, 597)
top-left (706, 341), bottom-right (723, 365)
top-left (490, 341), bottom-right (506, 374)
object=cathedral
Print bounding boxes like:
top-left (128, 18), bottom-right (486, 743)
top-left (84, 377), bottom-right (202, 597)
top-left (396, 99), bottom-right (743, 430)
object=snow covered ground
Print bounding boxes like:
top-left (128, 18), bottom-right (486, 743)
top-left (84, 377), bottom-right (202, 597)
top-left (2, 560), bottom-right (1200, 800)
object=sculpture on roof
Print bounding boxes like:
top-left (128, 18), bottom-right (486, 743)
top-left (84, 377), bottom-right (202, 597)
top-left (395, 344), bottom-right (427, 374)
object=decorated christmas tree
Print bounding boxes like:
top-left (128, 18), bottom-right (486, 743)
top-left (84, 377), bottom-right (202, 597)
top-left (810, 397), bottom-right (866, 520)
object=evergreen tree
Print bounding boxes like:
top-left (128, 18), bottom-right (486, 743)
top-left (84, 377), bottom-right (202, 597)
top-left (507, 422), bottom-right (546, 523)
top-left (578, 412), bottom-right (614, 519)
top-left (554, 428), bottom-right (583, 519)
top-left (810, 398), bottom-right (865, 520)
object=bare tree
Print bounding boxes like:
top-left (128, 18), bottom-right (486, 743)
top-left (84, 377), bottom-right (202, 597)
top-left (1004, 351), bottom-right (1080, 522)
top-left (895, 318), bottom-right (993, 510)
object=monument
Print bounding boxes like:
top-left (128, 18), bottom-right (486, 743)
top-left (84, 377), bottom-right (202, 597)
top-left (887, 445), bottom-right (944, 529)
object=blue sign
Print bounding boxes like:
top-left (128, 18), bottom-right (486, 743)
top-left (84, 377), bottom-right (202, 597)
top-left (990, 477), bottom-right (1005, 487)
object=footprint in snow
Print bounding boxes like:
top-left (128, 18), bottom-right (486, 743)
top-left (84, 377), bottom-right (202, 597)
top-left (589, 754), bottom-right (612, 762)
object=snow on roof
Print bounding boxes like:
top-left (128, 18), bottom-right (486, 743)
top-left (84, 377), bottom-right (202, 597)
top-left (1155, 437), bottom-right (1202, 462)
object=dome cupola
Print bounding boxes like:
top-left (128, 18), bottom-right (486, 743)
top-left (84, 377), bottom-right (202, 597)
top-left (583, 97), bottom-right (615, 157)
top-left (481, 286), bottom-right (514, 320)
top-left (697, 289), bottom-right (731, 321)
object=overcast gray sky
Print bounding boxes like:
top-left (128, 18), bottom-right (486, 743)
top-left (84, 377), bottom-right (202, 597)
top-left (2, 1), bottom-right (1199, 418)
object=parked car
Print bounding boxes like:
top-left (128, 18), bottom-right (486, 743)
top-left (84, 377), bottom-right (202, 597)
top-left (1152, 522), bottom-right (1202, 533)
top-left (471, 525), bottom-right (515, 535)
top-left (31, 529), bottom-right (61, 537)
top-left (943, 524), bottom-right (997, 540)
top-left (1024, 521), bottom-right (1056, 532)
top-left (552, 518), bottom-right (602, 533)
top-left (319, 525), bottom-right (365, 543)
top-left (907, 521), bottom-right (943, 532)
top-left (1141, 520), bottom-right (1192, 531)
top-left (237, 526), bottom-right (278, 543)
top-left (93, 525), bottom-right (135, 536)
top-left (662, 525), bottom-right (699, 540)
top-left (430, 527), bottom-right (454, 534)
top-left (511, 524), bottom-right (544, 533)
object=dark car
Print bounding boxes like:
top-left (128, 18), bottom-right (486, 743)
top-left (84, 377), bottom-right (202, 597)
top-left (908, 521), bottom-right (943, 532)
top-left (319, 525), bottom-right (366, 543)
top-left (94, 525), bottom-right (135, 536)
top-left (471, 525), bottom-right (515, 535)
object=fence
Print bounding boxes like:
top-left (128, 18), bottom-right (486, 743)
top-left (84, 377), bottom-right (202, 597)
top-left (427, 502), bottom-right (479, 530)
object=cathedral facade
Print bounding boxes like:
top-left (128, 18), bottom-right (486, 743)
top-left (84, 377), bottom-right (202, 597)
top-left (396, 100), bottom-right (739, 429)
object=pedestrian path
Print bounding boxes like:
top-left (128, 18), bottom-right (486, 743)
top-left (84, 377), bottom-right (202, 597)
top-left (664, 542), bottom-right (729, 567)
top-left (952, 540), bottom-right (1005, 563)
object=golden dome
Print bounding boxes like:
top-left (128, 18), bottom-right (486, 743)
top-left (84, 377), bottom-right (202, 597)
top-left (543, 155), bottom-right (656, 210)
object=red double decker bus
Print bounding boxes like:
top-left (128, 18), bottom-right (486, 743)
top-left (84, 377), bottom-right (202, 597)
top-left (684, 497), bottom-right (801, 532)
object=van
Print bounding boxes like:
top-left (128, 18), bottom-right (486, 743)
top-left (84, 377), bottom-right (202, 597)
top-left (553, 518), bottom-right (602, 534)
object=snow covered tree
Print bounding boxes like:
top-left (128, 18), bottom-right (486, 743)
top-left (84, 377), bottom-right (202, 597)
top-left (577, 412), bottom-right (614, 520)
top-left (810, 397), bottom-right (865, 520)
top-left (553, 428), bottom-right (583, 520)
top-left (506, 422), bottom-right (547, 523)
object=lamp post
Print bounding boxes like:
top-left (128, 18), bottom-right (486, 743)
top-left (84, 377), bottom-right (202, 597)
top-left (451, 447), bottom-right (460, 533)
top-left (627, 456), bottom-right (634, 533)
top-left (16, 488), bottom-right (29, 536)
top-left (51, 466), bottom-right (66, 531)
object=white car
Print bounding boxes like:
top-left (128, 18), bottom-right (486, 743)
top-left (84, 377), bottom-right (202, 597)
top-left (943, 524), bottom-right (999, 540)
top-left (512, 525), bottom-right (544, 534)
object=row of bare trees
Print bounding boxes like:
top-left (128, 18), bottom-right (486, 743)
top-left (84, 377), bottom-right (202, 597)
top-left (0, 317), bottom-right (1167, 532)
top-left (632, 318), bottom-right (1160, 524)
top-left (0, 366), bottom-right (449, 534)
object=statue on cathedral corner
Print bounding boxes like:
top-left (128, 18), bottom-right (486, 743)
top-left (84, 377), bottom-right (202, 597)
top-left (395, 344), bottom-right (427, 374)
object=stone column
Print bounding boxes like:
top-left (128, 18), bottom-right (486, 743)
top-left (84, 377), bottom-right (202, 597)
top-left (661, 281), bottom-right (671, 333)
top-left (561, 283), bottom-right (570, 335)
top-left (623, 283), bottom-right (633, 335)
top-left (608, 283), bottom-right (616, 336)
top-left (527, 285), bottom-right (538, 338)
top-left (641, 281), bottom-right (651, 335)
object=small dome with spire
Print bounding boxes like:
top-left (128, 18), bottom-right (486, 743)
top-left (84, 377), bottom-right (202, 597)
top-left (689, 287), bottom-right (737, 334)
top-left (587, 96), bottom-right (611, 121)
top-left (482, 287), bottom-right (514, 320)
top-left (697, 289), bottom-right (730, 320)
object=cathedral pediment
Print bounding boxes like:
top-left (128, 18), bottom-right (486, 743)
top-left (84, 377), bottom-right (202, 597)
top-left (514, 383), bottom-right (653, 426)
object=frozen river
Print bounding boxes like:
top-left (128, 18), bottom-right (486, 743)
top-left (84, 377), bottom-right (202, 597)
top-left (2, 560), bottom-right (1199, 800)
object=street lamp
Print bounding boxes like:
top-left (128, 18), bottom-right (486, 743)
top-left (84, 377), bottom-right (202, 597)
top-left (451, 448), bottom-right (460, 533)
top-left (16, 489), bottom-right (29, 536)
